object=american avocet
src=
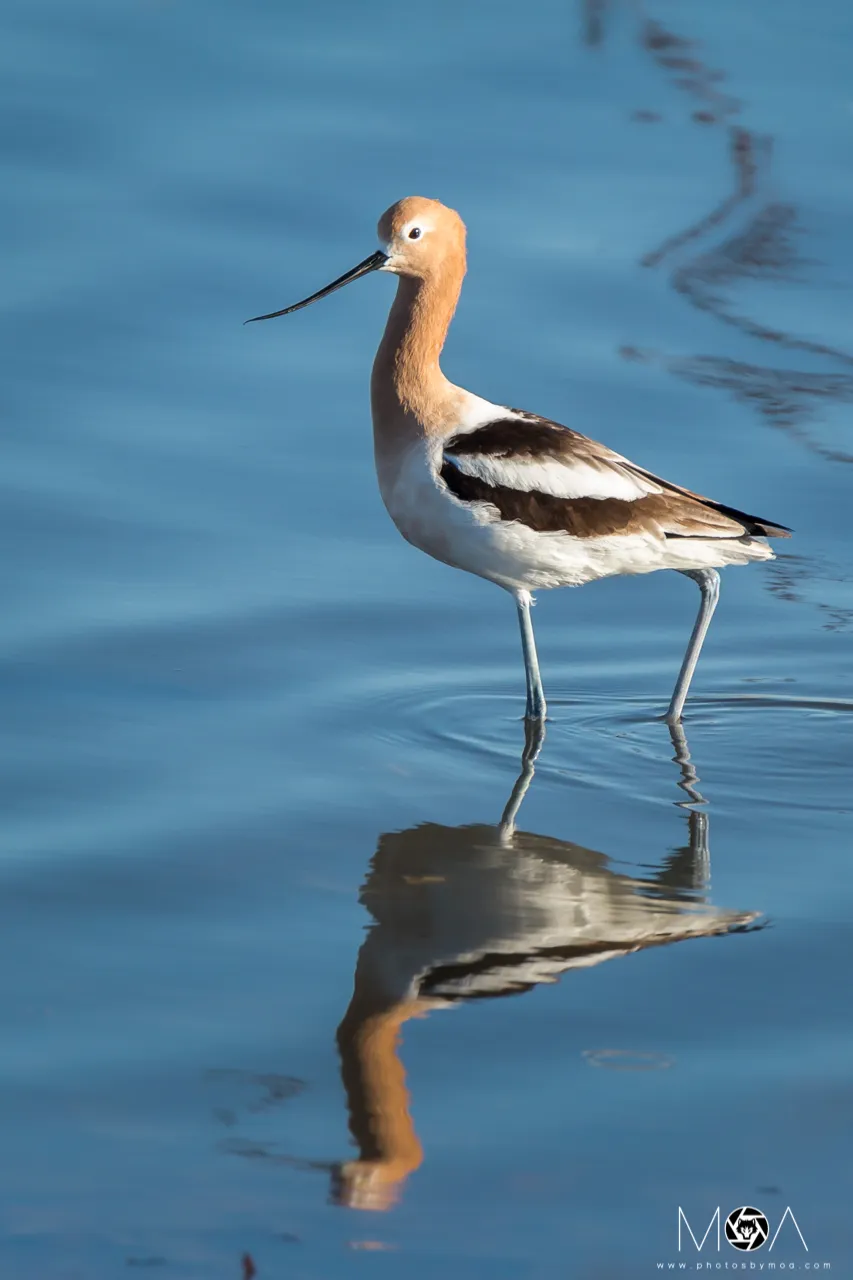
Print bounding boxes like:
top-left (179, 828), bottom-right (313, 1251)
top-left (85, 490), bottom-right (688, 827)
top-left (248, 197), bottom-right (791, 722)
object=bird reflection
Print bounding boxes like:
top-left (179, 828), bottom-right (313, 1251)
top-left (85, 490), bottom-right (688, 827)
top-left (332, 722), bottom-right (758, 1211)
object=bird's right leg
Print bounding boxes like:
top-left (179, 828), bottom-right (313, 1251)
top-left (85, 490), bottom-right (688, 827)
top-left (514, 590), bottom-right (547, 721)
top-left (666, 569), bottom-right (721, 723)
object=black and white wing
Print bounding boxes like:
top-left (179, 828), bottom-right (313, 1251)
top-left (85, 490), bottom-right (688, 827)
top-left (440, 412), bottom-right (791, 540)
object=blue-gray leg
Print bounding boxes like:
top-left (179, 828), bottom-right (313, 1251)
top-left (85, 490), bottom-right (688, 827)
top-left (514, 590), bottom-right (546, 721)
top-left (666, 569), bottom-right (721, 723)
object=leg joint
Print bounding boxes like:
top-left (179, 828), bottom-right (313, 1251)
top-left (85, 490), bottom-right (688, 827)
top-left (683, 567), bottom-right (720, 602)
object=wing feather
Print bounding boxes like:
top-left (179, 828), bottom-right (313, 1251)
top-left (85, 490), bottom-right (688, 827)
top-left (442, 412), bottom-right (791, 540)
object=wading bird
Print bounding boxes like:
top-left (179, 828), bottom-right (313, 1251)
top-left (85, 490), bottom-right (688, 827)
top-left (248, 197), bottom-right (790, 722)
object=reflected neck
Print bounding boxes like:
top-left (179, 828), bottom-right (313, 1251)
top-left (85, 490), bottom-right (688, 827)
top-left (335, 985), bottom-right (433, 1210)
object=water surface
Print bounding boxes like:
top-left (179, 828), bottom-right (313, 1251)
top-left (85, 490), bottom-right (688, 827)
top-left (2, 0), bottom-right (852, 1274)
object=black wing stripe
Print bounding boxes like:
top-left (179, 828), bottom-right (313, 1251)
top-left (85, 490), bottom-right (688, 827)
top-left (442, 459), bottom-right (657, 537)
top-left (445, 416), bottom-right (577, 460)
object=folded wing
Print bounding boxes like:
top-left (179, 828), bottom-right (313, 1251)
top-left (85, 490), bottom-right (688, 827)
top-left (441, 413), bottom-right (792, 541)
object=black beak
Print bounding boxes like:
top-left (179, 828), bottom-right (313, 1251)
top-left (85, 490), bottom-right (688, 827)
top-left (244, 250), bottom-right (389, 324)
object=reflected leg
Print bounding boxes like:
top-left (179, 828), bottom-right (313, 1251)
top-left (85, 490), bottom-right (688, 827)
top-left (663, 720), bottom-right (710, 890)
top-left (514, 590), bottom-right (546, 721)
top-left (499, 716), bottom-right (546, 840)
top-left (666, 569), bottom-right (720, 723)
top-left (668, 719), bottom-right (707, 807)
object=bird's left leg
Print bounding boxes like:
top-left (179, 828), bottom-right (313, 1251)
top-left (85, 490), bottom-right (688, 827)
top-left (514, 590), bottom-right (547, 721)
top-left (666, 569), bottom-right (720, 723)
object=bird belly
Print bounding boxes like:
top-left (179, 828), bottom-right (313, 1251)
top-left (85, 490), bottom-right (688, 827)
top-left (377, 442), bottom-right (643, 590)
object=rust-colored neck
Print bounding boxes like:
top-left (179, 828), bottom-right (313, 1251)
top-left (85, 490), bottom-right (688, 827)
top-left (371, 257), bottom-right (465, 433)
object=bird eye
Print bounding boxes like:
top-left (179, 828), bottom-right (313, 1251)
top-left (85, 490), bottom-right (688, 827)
top-left (408, 227), bottom-right (422, 240)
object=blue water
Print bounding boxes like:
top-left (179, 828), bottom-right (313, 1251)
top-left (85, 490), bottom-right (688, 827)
top-left (2, 0), bottom-right (852, 1274)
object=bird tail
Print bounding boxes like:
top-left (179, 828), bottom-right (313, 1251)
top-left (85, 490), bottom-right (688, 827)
top-left (700, 499), bottom-right (792, 539)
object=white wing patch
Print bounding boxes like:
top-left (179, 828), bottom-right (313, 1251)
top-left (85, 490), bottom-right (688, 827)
top-left (442, 396), bottom-right (662, 501)
top-left (443, 451), bottom-right (660, 501)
